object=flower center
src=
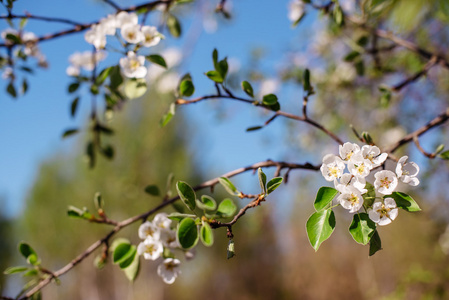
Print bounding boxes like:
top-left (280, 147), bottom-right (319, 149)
top-left (328, 166), bottom-right (339, 178)
top-left (380, 177), bottom-right (392, 189)
top-left (127, 32), bottom-right (136, 40)
top-left (130, 59), bottom-right (140, 70)
top-left (348, 193), bottom-right (359, 205)
top-left (356, 163), bottom-right (365, 174)
top-left (376, 204), bottom-right (391, 218)
top-left (145, 228), bottom-right (154, 236)
top-left (145, 244), bottom-right (156, 254)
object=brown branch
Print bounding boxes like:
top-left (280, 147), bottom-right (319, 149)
top-left (391, 55), bottom-right (438, 92)
top-left (384, 108), bottom-right (449, 153)
top-left (413, 136), bottom-right (437, 159)
top-left (102, 0), bottom-right (122, 11)
top-left (176, 95), bottom-right (344, 145)
top-left (0, 0), bottom-right (171, 47)
top-left (11, 159), bottom-right (319, 299)
top-left (0, 13), bottom-right (84, 26)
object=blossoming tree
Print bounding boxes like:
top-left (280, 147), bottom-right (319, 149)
top-left (1, 0), bottom-right (449, 298)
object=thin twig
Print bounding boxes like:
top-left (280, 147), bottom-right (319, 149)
top-left (391, 56), bottom-right (438, 92)
top-left (102, 0), bottom-right (122, 11)
top-left (413, 136), bottom-right (436, 159)
top-left (0, 13), bottom-right (85, 26)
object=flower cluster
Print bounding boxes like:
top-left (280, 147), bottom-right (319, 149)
top-left (84, 11), bottom-right (163, 51)
top-left (320, 142), bottom-right (420, 225)
top-left (137, 213), bottom-right (182, 284)
top-left (66, 51), bottom-right (107, 77)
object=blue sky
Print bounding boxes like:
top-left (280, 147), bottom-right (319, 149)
top-left (0, 0), bottom-right (316, 217)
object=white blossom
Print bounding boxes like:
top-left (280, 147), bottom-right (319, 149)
top-left (141, 26), bottom-right (162, 47)
top-left (374, 170), bottom-right (398, 195)
top-left (157, 258), bottom-right (181, 284)
top-left (99, 14), bottom-right (118, 35)
top-left (337, 186), bottom-right (364, 213)
top-left (1, 28), bottom-right (19, 45)
top-left (395, 156), bottom-right (420, 186)
top-left (368, 198), bottom-right (398, 226)
top-left (119, 51), bottom-right (147, 78)
top-left (334, 173), bottom-right (367, 194)
top-left (115, 11), bottom-right (138, 27)
top-left (288, 0), bottom-right (305, 22)
top-left (2, 67), bottom-right (13, 79)
top-left (339, 142), bottom-right (360, 162)
top-left (137, 238), bottom-right (163, 261)
top-left (360, 145), bottom-right (388, 168)
top-left (160, 229), bottom-right (179, 249)
top-left (152, 213), bottom-right (172, 230)
top-left (66, 51), bottom-right (106, 76)
top-left (120, 23), bottom-right (144, 44)
top-left (347, 153), bottom-right (372, 178)
top-left (320, 154), bottom-right (345, 181)
top-left (138, 221), bottom-right (160, 240)
top-left (84, 25), bottom-right (107, 49)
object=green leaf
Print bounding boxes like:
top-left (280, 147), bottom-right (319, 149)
top-left (267, 177), bottom-right (283, 194)
top-left (357, 35), bottom-right (369, 47)
top-left (68, 82), bottom-right (80, 94)
top-left (362, 131), bottom-right (373, 145)
top-left (109, 65), bottom-right (123, 90)
top-left (349, 213), bottom-right (376, 245)
top-left (124, 78), bottom-right (147, 99)
top-left (333, 3), bottom-right (344, 26)
top-left (439, 150), bottom-right (449, 160)
top-left (388, 192), bottom-right (421, 212)
top-left (167, 15), bottom-right (182, 38)
top-left (123, 253), bottom-right (140, 281)
top-left (313, 187), bottom-right (338, 211)
top-left (167, 212), bottom-right (197, 222)
top-left (205, 70), bottom-right (223, 83)
top-left (112, 242), bottom-right (133, 265)
top-left (369, 230), bottom-right (382, 256)
top-left (118, 245), bottom-right (137, 269)
top-left (144, 185), bottom-right (160, 196)
top-left (227, 239), bottom-right (235, 259)
top-left (303, 69), bottom-right (311, 92)
top-left (241, 81), bottom-right (254, 98)
top-left (86, 141), bottom-right (96, 168)
top-left (160, 103), bottom-right (176, 127)
top-left (146, 54), bottom-right (167, 68)
top-left (435, 144), bottom-right (445, 154)
top-left (362, 182), bottom-right (376, 209)
top-left (218, 177), bottom-right (239, 196)
top-left (196, 195), bottom-right (217, 211)
top-left (4, 266), bottom-right (28, 275)
top-left (355, 60), bottom-right (365, 76)
top-left (344, 51), bottom-right (360, 62)
top-left (30, 291), bottom-right (42, 300)
top-left (212, 49), bottom-right (218, 67)
top-left (262, 94), bottom-right (278, 106)
top-left (18, 242), bottom-right (40, 266)
top-left (258, 167), bottom-right (267, 194)
top-left (268, 102), bottom-right (281, 111)
top-left (7, 82), bottom-right (17, 98)
top-left (23, 269), bottom-right (38, 277)
top-left (101, 145), bottom-right (114, 159)
top-left (62, 128), bottom-right (79, 139)
top-left (67, 205), bottom-right (84, 218)
top-left (216, 58), bottom-right (228, 80)
top-left (95, 66), bottom-right (113, 85)
top-left (93, 255), bottom-right (106, 269)
top-left (246, 126), bottom-right (263, 132)
top-left (179, 80), bottom-right (195, 97)
top-left (22, 78), bottom-right (28, 94)
top-left (70, 97), bottom-right (80, 117)
top-left (200, 221), bottom-right (214, 247)
top-left (177, 217), bottom-right (199, 249)
top-left (176, 181), bottom-right (196, 211)
top-left (306, 209), bottom-right (336, 251)
top-left (216, 198), bottom-right (237, 218)
top-left (5, 33), bottom-right (20, 44)
top-left (94, 192), bottom-right (103, 210)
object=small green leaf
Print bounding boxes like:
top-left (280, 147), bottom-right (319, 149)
top-left (333, 3), bottom-right (344, 26)
top-left (246, 126), bottom-right (263, 132)
top-left (30, 291), bottom-right (42, 300)
top-left (314, 187), bottom-right (338, 211)
top-left (4, 266), bottom-right (28, 275)
top-left (267, 177), bottom-right (283, 194)
top-left (435, 144), bottom-right (445, 154)
top-left (268, 102), bottom-right (281, 111)
top-left (369, 230), bottom-right (382, 256)
top-left (177, 217), bottom-right (199, 249)
top-left (227, 239), bottom-right (235, 259)
top-left (362, 182), bottom-right (376, 209)
top-left (196, 195), bottom-right (217, 211)
top-left (349, 213), bottom-right (376, 245)
top-left (21, 78), bottom-right (28, 94)
top-left (200, 221), bottom-right (214, 247)
top-left (93, 255), bottom-right (106, 269)
top-left (355, 60), bottom-right (365, 76)
top-left (167, 14), bottom-right (182, 38)
top-left (101, 145), bottom-right (114, 159)
top-left (212, 49), bottom-right (218, 67)
top-left (70, 97), bottom-right (80, 117)
top-left (123, 253), bottom-right (140, 281)
top-left (344, 51), bottom-right (360, 62)
top-left (176, 181), bottom-right (196, 211)
top-left (62, 128), bottom-right (79, 138)
top-left (216, 198), bottom-right (237, 218)
top-left (179, 80), bottom-right (195, 97)
top-left (205, 70), bottom-right (223, 83)
top-left (388, 192), bottom-right (421, 212)
top-left (94, 192), bottom-right (103, 210)
top-left (303, 69), bottom-right (312, 92)
top-left (160, 103), bottom-right (176, 127)
top-left (144, 185), bottom-right (160, 196)
top-left (216, 58), bottom-right (228, 80)
top-left (258, 167), bottom-right (267, 194)
top-left (218, 177), bottom-right (239, 196)
top-left (306, 209), bottom-right (336, 251)
top-left (67, 205), bottom-right (83, 218)
top-left (262, 94), bottom-right (278, 106)
top-left (146, 54), bottom-right (167, 68)
top-left (439, 150), bottom-right (449, 160)
top-left (68, 82), bottom-right (80, 94)
top-left (5, 33), bottom-right (21, 44)
top-left (241, 81), bottom-right (254, 98)
top-left (118, 246), bottom-right (137, 269)
top-left (7, 82), bottom-right (17, 98)
top-left (23, 269), bottom-right (38, 277)
top-left (95, 66), bottom-right (113, 85)
top-left (18, 242), bottom-right (40, 266)
top-left (167, 212), bottom-right (197, 222)
top-left (109, 65), bottom-right (123, 90)
top-left (112, 242), bottom-right (133, 264)
top-left (362, 131), bottom-right (373, 145)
